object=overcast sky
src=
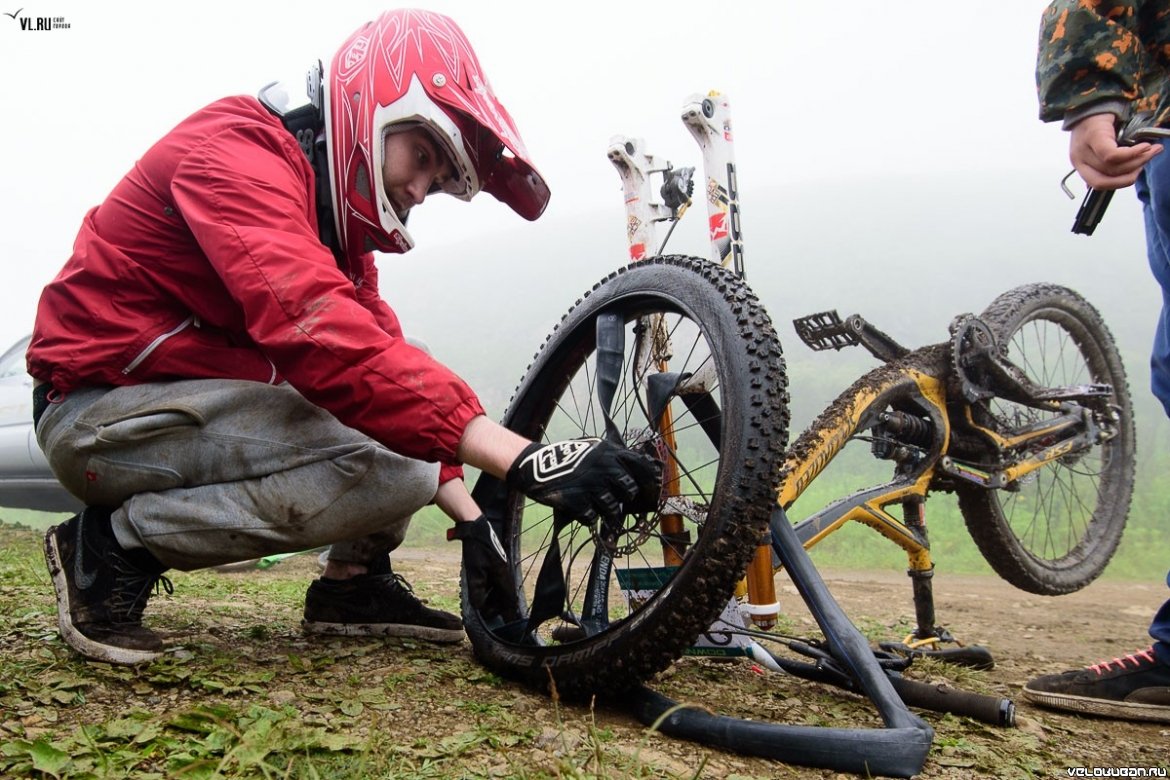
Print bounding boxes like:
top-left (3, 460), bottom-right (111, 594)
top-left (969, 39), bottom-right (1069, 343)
top-left (0, 1), bottom-right (1138, 352)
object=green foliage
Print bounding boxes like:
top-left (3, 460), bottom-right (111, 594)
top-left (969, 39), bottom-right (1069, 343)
top-left (0, 522), bottom-right (748, 779)
top-left (784, 432), bottom-right (1167, 580)
top-left (0, 508), bottom-right (71, 532)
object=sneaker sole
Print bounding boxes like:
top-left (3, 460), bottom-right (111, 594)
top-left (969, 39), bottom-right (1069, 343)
top-left (301, 619), bottom-right (464, 644)
top-left (43, 525), bottom-right (163, 665)
top-left (1022, 685), bottom-right (1170, 724)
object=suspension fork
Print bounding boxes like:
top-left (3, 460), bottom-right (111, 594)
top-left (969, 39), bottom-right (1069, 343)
top-left (607, 137), bottom-right (670, 262)
top-left (655, 318), bottom-right (687, 568)
top-left (609, 93), bottom-right (746, 564)
top-left (608, 130), bottom-right (685, 564)
top-left (681, 92), bottom-right (744, 275)
top-left (608, 90), bottom-right (744, 271)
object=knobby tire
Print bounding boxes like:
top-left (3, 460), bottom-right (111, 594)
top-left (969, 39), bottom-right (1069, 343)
top-left (463, 255), bottom-right (790, 698)
top-left (957, 283), bottom-right (1135, 594)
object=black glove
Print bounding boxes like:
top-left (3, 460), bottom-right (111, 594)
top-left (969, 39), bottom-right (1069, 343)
top-left (505, 438), bottom-right (662, 521)
top-left (448, 515), bottom-right (519, 621)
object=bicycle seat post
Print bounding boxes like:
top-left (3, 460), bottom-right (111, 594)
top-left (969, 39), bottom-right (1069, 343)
top-left (901, 495), bottom-right (940, 642)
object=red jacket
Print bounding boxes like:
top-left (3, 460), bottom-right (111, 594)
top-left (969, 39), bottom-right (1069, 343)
top-left (28, 96), bottom-right (483, 481)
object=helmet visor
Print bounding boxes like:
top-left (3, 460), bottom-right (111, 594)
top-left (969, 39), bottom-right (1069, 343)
top-left (483, 153), bottom-right (550, 221)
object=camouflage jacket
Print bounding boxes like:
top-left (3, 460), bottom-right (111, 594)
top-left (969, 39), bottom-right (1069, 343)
top-left (1037, 0), bottom-right (1170, 126)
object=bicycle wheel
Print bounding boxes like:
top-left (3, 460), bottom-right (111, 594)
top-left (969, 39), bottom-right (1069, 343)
top-left (463, 255), bottom-right (789, 698)
top-left (956, 283), bottom-right (1134, 594)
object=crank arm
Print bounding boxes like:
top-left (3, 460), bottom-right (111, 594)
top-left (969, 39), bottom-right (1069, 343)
top-left (956, 316), bottom-right (1114, 409)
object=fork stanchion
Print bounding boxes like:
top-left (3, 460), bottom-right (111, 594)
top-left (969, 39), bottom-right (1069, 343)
top-left (744, 542), bottom-right (778, 629)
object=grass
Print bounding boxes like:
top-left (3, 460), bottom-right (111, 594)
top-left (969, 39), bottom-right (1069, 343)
top-left (0, 520), bottom-right (775, 780)
top-left (7, 445), bottom-right (1169, 584)
top-left (1, 513), bottom-right (1166, 779)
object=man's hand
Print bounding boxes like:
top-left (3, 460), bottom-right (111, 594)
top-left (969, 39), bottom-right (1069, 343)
top-left (505, 438), bottom-right (662, 521)
top-left (449, 515), bottom-right (519, 620)
top-left (1070, 113), bottom-right (1162, 190)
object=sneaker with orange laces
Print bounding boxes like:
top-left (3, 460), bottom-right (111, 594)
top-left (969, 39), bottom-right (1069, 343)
top-left (1022, 647), bottom-right (1170, 723)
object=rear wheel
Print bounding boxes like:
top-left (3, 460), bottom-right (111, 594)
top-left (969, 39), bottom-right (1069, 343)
top-left (957, 284), bottom-right (1134, 594)
top-left (463, 256), bottom-right (789, 698)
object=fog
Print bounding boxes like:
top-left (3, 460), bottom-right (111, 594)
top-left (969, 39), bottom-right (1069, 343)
top-left (1, 1), bottom-right (1161, 441)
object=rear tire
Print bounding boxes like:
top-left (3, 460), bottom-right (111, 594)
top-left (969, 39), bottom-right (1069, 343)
top-left (463, 256), bottom-right (789, 698)
top-left (956, 284), bottom-right (1134, 594)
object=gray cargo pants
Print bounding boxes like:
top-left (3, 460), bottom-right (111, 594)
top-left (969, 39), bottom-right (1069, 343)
top-left (35, 379), bottom-right (440, 571)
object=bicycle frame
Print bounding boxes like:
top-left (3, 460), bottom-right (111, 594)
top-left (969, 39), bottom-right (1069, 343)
top-left (769, 343), bottom-right (1103, 646)
top-left (608, 91), bottom-right (1113, 648)
top-left (453, 89), bottom-right (1100, 775)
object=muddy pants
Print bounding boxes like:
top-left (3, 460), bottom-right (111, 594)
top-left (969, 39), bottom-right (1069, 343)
top-left (35, 379), bottom-right (440, 571)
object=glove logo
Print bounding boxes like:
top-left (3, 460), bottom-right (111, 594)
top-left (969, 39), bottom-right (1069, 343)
top-left (522, 438), bottom-right (599, 483)
top-left (485, 523), bottom-right (507, 562)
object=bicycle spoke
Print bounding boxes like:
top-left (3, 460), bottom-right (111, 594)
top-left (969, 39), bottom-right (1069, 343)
top-left (517, 308), bottom-right (716, 645)
top-left (993, 309), bottom-right (1112, 563)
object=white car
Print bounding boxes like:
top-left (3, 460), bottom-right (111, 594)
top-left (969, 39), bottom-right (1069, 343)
top-left (0, 335), bottom-right (82, 512)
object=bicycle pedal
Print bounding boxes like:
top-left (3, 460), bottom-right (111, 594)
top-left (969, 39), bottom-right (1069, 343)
top-left (793, 310), bottom-right (860, 351)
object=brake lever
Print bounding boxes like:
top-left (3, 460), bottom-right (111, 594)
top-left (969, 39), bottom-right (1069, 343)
top-left (1066, 112), bottom-right (1170, 236)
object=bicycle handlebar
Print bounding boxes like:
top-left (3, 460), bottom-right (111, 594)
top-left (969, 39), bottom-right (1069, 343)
top-left (762, 637), bottom-right (1015, 727)
top-left (888, 676), bottom-right (1016, 727)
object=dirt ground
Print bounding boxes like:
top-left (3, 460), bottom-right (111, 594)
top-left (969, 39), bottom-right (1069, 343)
top-left (791, 565), bottom-right (1170, 754)
top-left (386, 549), bottom-right (1170, 778)
top-left (4, 526), bottom-right (1167, 779)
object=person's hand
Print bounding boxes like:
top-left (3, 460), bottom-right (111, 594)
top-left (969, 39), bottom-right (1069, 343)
top-left (448, 515), bottom-right (519, 620)
top-left (1070, 112), bottom-right (1162, 190)
top-left (505, 438), bottom-right (662, 521)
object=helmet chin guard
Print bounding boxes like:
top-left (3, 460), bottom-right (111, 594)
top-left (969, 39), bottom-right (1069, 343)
top-left (325, 9), bottom-right (550, 256)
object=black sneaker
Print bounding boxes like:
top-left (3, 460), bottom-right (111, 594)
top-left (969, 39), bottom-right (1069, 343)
top-left (1023, 647), bottom-right (1170, 723)
top-left (43, 507), bottom-right (172, 665)
top-left (302, 570), bottom-right (464, 644)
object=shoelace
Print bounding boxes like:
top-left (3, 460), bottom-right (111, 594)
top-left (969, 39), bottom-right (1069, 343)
top-left (1087, 647), bottom-right (1156, 675)
top-left (108, 554), bottom-right (174, 624)
top-left (374, 572), bottom-right (428, 609)
top-left (384, 572), bottom-right (416, 595)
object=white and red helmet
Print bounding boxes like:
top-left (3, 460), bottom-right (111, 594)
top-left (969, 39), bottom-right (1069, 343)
top-left (325, 9), bottom-right (549, 256)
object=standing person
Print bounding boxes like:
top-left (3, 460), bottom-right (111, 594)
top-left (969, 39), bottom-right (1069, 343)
top-left (30, 9), bottom-right (660, 666)
top-left (1026, 0), bottom-right (1170, 722)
